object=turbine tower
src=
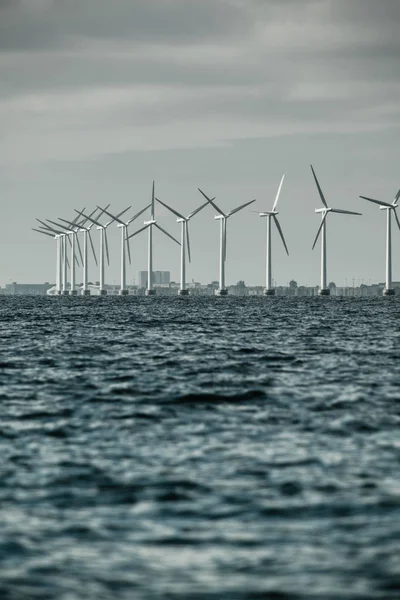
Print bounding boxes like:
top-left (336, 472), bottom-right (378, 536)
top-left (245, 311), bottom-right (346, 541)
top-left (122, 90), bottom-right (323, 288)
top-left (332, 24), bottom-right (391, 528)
top-left (99, 204), bottom-right (151, 295)
top-left (155, 196), bottom-right (211, 295)
top-left (311, 165), bottom-right (362, 296)
top-left (198, 189), bottom-right (256, 295)
top-left (126, 182), bottom-right (180, 296)
top-left (76, 206), bottom-right (130, 296)
top-left (359, 189), bottom-right (400, 296)
top-left (257, 175), bottom-right (289, 296)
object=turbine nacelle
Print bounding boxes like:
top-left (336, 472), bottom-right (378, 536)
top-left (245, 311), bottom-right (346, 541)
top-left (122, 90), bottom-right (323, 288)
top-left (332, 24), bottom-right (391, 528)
top-left (144, 219), bottom-right (156, 226)
top-left (176, 217), bottom-right (186, 224)
top-left (315, 207), bottom-right (331, 214)
top-left (214, 215), bottom-right (225, 221)
top-left (259, 210), bottom-right (279, 217)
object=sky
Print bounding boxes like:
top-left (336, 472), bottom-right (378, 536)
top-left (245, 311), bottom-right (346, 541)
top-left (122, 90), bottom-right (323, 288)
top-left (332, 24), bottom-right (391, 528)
top-left (1, 0), bottom-right (399, 288)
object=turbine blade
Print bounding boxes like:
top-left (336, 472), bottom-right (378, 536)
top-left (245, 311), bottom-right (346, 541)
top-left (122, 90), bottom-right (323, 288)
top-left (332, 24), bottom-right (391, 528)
top-left (223, 219), bottom-right (227, 262)
top-left (272, 174), bottom-right (285, 211)
top-left (59, 216), bottom-right (88, 231)
top-left (312, 212), bottom-right (327, 250)
top-left (97, 206), bottom-right (126, 226)
top-left (66, 235), bottom-right (72, 248)
top-left (395, 189), bottom-right (400, 202)
top-left (152, 181), bottom-right (155, 219)
top-left (46, 218), bottom-right (69, 232)
top-left (393, 208), bottom-right (400, 232)
top-left (66, 255), bottom-right (70, 269)
top-left (72, 208), bottom-right (85, 226)
top-left (32, 228), bottom-right (55, 239)
top-left (187, 199), bottom-right (211, 219)
top-left (88, 231), bottom-right (98, 266)
top-left (359, 195), bottom-right (393, 208)
top-left (156, 197), bottom-right (184, 220)
top-left (126, 233), bottom-right (132, 265)
top-left (273, 215), bottom-right (289, 255)
top-left (198, 188), bottom-right (225, 216)
top-left (330, 208), bottom-right (362, 216)
top-left (106, 206), bottom-right (131, 227)
top-left (310, 165), bottom-right (328, 208)
top-left (104, 230), bottom-right (110, 265)
top-left (154, 223), bottom-right (181, 245)
top-left (75, 210), bottom-right (103, 228)
top-left (127, 204), bottom-right (151, 225)
top-left (126, 223), bottom-right (150, 241)
top-left (186, 221), bottom-right (191, 263)
top-left (75, 234), bottom-right (83, 264)
top-left (227, 198), bottom-right (256, 217)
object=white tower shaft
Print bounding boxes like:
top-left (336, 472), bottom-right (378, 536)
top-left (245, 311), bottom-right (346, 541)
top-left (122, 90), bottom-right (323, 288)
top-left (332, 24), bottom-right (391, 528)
top-left (82, 230), bottom-right (89, 295)
top-left (62, 236), bottom-right (68, 294)
top-left (386, 208), bottom-right (392, 292)
top-left (321, 216), bottom-right (327, 291)
top-left (180, 221), bottom-right (186, 292)
top-left (146, 224), bottom-right (154, 295)
top-left (99, 228), bottom-right (105, 293)
top-left (266, 215), bottom-right (272, 290)
top-left (70, 234), bottom-right (76, 294)
top-left (56, 236), bottom-right (62, 294)
top-left (121, 225), bottom-right (126, 292)
top-left (218, 218), bottom-right (226, 293)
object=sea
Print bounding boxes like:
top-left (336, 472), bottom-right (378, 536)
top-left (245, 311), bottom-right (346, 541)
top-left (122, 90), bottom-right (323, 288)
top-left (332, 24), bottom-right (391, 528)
top-left (1, 295), bottom-right (399, 600)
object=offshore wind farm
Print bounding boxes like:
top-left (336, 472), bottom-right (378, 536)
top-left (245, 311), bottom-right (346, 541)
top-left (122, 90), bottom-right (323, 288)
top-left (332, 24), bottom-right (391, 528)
top-left (31, 167), bottom-right (400, 298)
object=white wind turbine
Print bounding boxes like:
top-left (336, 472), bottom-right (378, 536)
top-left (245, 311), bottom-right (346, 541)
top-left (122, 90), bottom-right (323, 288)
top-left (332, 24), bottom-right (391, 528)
top-left (34, 218), bottom-right (74, 295)
top-left (75, 206), bottom-right (131, 295)
top-left (58, 207), bottom-right (103, 296)
top-left (359, 189), bottom-right (400, 296)
top-left (198, 189), bottom-right (256, 295)
top-left (46, 214), bottom-right (84, 296)
top-left (126, 181), bottom-right (180, 296)
top-left (155, 196), bottom-right (211, 295)
top-left (98, 204), bottom-right (151, 295)
top-left (256, 175), bottom-right (289, 296)
top-left (32, 227), bottom-right (63, 295)
top-left (311, 165), bottom-right (362, 296)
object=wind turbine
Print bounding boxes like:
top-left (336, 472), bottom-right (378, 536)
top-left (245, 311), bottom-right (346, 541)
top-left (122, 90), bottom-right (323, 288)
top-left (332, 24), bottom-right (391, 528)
top-left (359, 189), bottom-right (400, 296)
top-left (98, 204), bottom-right (151, 295)
top-left (257, 175), bottom-right (289, 296)
top-left (311, 165), bottom-right (362, 296)
top-left (35, 218), bottom-right (72, 295)
top-left (198, 189), bottom-right (256, 295)
top-left (47, 217), bottom-right (84, 296)
top-left (155, 196), bottom-right (211, 295)
top-left (58, 207), bottom-right (104, 296)
top-left (126, 181), bottom-right (180, 296)
top-left (75, 206), bottom-right (131, 295)
top-left (32, 227), bottom-right (63, 295)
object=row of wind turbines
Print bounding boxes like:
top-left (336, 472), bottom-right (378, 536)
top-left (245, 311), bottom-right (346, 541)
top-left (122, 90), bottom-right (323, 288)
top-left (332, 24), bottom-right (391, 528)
top-left (33, 166), bottom-right (400, 297)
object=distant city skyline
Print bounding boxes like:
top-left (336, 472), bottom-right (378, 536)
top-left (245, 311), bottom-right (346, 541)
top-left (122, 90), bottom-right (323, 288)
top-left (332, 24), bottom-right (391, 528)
top-left (1, 1), bottom-right (399, 287)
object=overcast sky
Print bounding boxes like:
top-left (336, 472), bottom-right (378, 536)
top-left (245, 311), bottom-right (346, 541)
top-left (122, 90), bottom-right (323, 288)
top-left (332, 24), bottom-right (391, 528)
top-left (1, 0), bottom-right (399, 288)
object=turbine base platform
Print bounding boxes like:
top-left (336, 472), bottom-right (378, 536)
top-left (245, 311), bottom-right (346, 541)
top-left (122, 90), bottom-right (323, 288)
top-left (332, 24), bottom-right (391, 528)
top-left (264, 289), bottom-right (275, 296)
top-left (178, 289), bottom-right (189, 296)
top-left (61, 290), bottom-right (69, 296)
top-left (146, 289), bottom-right (156, 296)
top-left (383, 288), bottom-right (395, 296)
top-left (215, 289), bottom-right (228, 296)
top-left (70, 290), bottom-right (78, 296)
top-left (319, 288), bottom-right (330, 296)
top-left (82, 289), bottom-right (91, 296)
top-left (99, 289), bottom-right (107, 296)
top-left (119, 289), bottom-right (129, 296)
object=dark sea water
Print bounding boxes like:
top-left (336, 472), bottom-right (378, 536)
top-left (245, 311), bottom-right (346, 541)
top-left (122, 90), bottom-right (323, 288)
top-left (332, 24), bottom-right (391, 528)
top-left (1, 296), bottom-right (400, 600)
